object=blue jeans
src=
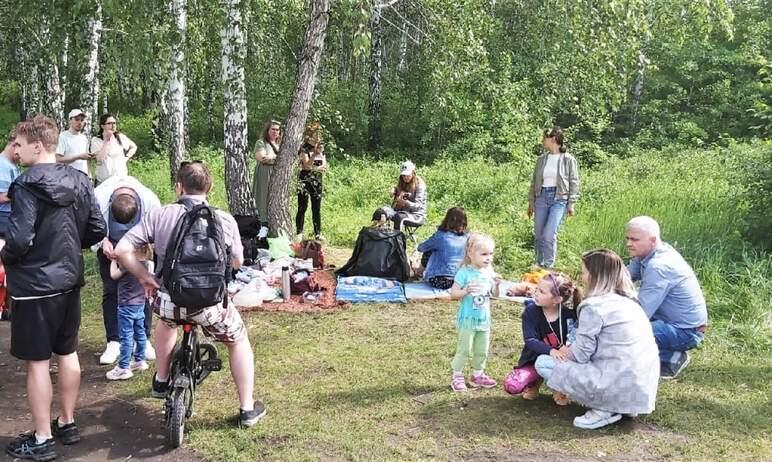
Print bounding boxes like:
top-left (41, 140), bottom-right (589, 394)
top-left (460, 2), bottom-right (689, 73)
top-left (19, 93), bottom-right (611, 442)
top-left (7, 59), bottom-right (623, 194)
top-left (118, 304), bottom-right (147, 369)
top-left (651, 319), bottom-right (703, 365)
top-left (534, 354), bottom-right (556, 380)
top-left (533, 187), bottom-right (567, 268)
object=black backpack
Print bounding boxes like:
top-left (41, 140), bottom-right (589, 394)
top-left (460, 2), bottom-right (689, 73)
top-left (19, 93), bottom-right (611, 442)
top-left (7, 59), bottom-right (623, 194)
top-left (160, 199), bottom-right (231, 310)
top-left (336, 226), bottom-right (410, 282)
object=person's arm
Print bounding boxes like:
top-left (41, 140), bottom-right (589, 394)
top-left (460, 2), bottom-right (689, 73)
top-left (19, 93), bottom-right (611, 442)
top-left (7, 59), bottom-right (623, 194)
top-left (116, 214), bottom-right (159, 298)
top-left (121, 134), bottom-right (138, 159)
top-left (0, 192), bottom-right (8, 204)
top-left (417, 232), bottom-right (439, 253)
top-left (92, 136), bottom-right (108, 161)
top-left (0, 185), bottom-right (38, 265)
top-left (402, 180), bottom-right (427, 213)
top-left (569, 304), bottom-right (603, 364)
top-left (254, 140), bottom-right (270, 164)
top-left (522, 303), bottom-right (554, 357)
top-left (298, 147), bottom-right (313, 170)
top-left (637, 265), bottom-right (671, 319)
top-left (110, 260), bottom-right (125, 280)
top-left (566, 155), bottom-right (580, 214)
top-left (527, 155), bottom-right (543, 217)
top-left (82, 182), bottom-right (107, 248)
top-left (222, 213), bottom-right (244, 269)
top-left (450, 282), bottom-right (470, 300)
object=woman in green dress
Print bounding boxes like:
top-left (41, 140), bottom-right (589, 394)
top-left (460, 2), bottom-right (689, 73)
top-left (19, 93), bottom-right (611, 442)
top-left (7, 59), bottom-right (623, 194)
top-left (253, 120), bottom-right (281, 237)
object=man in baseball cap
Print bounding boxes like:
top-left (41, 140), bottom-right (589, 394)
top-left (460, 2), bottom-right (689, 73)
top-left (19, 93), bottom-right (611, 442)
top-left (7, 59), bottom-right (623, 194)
top-left (55, 108), bottom-right (91, 177)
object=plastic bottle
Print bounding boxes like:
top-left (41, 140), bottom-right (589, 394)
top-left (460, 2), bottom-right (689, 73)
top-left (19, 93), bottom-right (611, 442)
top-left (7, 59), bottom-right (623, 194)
top-left (281, 266), bottom-right (291, 302)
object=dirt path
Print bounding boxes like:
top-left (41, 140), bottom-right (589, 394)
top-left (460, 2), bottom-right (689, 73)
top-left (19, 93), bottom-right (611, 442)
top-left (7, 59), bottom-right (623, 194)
top-left (0, 321), bottom-right (199, 461)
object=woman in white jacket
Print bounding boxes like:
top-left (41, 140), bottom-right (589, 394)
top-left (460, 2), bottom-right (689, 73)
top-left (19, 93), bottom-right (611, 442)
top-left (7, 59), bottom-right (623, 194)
top-left (535, 248), bottom-right (659, 430)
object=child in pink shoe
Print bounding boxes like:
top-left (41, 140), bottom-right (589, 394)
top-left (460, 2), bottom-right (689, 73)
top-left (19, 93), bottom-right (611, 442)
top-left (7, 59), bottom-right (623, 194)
top-left (449, 233), bottom-right (500, 392)
top-left (503, 272), bottom-right (581, 403)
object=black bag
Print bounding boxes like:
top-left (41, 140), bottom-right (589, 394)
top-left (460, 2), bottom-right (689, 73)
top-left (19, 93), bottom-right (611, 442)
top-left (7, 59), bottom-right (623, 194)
top-left (336, 227), bottom-right (410, 282)
top-left (233, 214), bottom-right (261, 238)
top-left (160, 199), bottom-right (231, 310)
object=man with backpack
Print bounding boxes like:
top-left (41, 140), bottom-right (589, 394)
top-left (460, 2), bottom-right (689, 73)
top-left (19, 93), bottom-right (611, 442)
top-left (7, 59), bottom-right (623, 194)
top-left (115, 161), bottom-right (266, 427)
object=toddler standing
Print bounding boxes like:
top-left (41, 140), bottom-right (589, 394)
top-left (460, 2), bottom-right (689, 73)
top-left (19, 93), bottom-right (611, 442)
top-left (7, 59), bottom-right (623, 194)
top-left (449, 233), bottom-right (500, 391)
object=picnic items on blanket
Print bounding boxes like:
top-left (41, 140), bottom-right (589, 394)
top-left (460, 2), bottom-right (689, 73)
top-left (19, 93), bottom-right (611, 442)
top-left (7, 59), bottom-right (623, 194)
top-left (268, 232), bottom-right (295, 260)
top-left (496, 280), bottom-right (533, 304)
top-left (335, 276), bottom-right (407, 304)
top-left (292, 239), bottom-right (325, 268)
top-left (290, 269), bottom-right (321, 294)
top-left (336, 227), bottom-right (410, 282)
top-left (281, 266), bottom-right (291, 301)
top-left (521, 268), bottom-right (549, 284)
top-left (404, 281), bottom-right (452, 300)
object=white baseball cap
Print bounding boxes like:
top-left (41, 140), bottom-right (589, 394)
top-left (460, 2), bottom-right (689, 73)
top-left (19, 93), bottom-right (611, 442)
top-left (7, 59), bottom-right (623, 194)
top-left (68, 109), bottom-right (85, 119)
top-left (400, 160), bottom-right (416, 176)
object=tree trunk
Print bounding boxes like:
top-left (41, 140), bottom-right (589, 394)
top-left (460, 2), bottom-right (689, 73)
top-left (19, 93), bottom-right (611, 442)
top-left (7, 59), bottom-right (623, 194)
top-left (206, 63), bottom-right (217, 141)
top-left (221, 0), bottom-right (255, 216)
top-left (167, 0), bottom-right (188, 184)
top-left (83, 2), bottom-right (102, 137)
top-left (398, 20), bottom-right (408, 72)
top-left (267, 0), bottom-right (331, 236)
top-left (367, 3), bottom-right (383, 151)
top-left (630, 50), bottom-right (646, 131)
top-left (40, 19), bottom-right (65, 129)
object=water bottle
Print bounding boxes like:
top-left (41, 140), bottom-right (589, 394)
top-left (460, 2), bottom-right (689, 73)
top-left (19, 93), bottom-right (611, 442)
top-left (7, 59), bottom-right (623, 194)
top-left (281, 266), bottom-right (291, 302)
top-left (567, 318), bottom-right (577, 345)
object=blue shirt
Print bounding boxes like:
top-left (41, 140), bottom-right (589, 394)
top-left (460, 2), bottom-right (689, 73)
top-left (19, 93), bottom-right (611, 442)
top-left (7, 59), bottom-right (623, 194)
top-left (628, 242), bottom-right (708, 329)
top-left (417, 230), bottom-right (467, 280)
top-left (0, 155), bottom-right (20, 213)
top-left (454, 266), bottom-right (495, 331)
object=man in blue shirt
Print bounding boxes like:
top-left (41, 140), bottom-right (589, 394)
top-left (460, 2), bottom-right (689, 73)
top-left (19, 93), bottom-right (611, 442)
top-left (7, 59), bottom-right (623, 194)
top-left (0, 129), bottom-right (20, 237)
top-left (626, 216), bottom-right (708, 379)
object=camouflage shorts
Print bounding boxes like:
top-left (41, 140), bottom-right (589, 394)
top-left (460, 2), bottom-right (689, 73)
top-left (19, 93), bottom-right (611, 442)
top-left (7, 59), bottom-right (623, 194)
top-left (152, 291), bottom-right (247, 344)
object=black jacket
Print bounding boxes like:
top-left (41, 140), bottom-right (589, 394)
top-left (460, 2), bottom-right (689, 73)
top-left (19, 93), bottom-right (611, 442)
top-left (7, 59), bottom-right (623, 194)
top-left (0, 163), bottom-right (106, 297)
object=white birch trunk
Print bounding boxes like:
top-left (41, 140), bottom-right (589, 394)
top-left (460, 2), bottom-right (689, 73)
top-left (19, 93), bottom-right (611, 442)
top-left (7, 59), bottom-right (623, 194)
top-left (40, 19), bottom-right (65, 129)
top-left (367, 3), bottom-right (383, 151)
top-left (168, 0), bottom-right (188, 183)
top-left (83, 2), bottom-right (102, 136)
top-left (222, 0), bottom-right (254, 216)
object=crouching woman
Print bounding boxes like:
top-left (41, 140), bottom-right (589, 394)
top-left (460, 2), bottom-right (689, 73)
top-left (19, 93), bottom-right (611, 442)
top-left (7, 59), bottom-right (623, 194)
top-left (534, 248), bottom-right (659, 430)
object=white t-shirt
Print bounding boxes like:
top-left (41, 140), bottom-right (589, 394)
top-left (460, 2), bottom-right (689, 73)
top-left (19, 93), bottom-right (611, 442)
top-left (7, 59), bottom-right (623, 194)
top-left (56, 130), bottom-right (90, 176)
top-left (541, 154), bottom-right (560, 188)
top-left (91, 134), bottom-right (132, 183)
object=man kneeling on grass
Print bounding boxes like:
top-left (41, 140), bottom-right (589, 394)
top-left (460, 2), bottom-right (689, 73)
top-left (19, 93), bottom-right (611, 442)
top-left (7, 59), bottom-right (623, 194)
top-left (3, 116), bottom-right (106, 461)
top-left (625, 216), bottom-right (708, 379)
top-left (115, 161), bottom-right (266, 427)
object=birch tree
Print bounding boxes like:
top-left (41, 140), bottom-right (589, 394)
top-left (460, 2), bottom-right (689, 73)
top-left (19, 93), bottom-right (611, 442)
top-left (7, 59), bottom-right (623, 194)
top-left (367, 1), bottom-right (383, 150)
top-left (267, 0), bottom-right (331, 235)
top-left (221, 0), bottom-right (254, 216)
top-left (83, 1), bottom-right (102, 136)
top-left (168, 0), bottom-right (188, 183)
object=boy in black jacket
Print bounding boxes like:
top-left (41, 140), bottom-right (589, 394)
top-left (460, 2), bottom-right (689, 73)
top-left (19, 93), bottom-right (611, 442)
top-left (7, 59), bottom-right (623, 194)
top-left (1, 115), bottom-right (106, 461)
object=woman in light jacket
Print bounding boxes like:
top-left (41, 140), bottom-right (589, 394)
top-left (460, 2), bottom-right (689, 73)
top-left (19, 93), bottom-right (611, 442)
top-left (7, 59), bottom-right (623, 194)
top-left (527, 126), bottom-right (580, 268)
top-left (534, 248), bottom-right (659, 430)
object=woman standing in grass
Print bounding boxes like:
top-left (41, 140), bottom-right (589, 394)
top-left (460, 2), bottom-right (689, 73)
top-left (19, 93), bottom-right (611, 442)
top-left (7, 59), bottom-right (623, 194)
top-left (534, 249), bottom-right (659, 430)
top-left (295, 123), bottom-right (327, 241)
top-left (449, 233), bottom-right (500, 392)
top-left (91, 113), bottom-right (138, 185)
top-left (527, 127), bottom-right (580, 268)
top-left (253, 120), bottom-right (281, 238)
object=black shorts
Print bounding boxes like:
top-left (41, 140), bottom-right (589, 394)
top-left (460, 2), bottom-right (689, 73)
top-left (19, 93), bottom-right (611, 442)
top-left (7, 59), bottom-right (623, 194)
top-left (10, 289), bottom-right (81, 361)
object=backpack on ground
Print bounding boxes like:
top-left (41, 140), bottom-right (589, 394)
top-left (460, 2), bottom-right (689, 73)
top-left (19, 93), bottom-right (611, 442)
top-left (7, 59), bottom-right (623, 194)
top-left (160, 199), bottom-right (231, 311)
top-left (336, 227), bottom-right (410, 282)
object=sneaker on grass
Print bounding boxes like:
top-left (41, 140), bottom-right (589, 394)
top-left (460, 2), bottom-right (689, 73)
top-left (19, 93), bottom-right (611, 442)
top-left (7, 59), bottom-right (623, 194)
top-left (239, 400), bottom-right (267, 428)
top-left (51, 419), bottom-right (80, 445)
top-left (660, 351), bottom-right (691, 380)
top-left (106, 366), bottom-right (133, 381)
top-left (6, 432), bottom-right (56, 461)
top-left (99, 341), bottom-right (121, 365)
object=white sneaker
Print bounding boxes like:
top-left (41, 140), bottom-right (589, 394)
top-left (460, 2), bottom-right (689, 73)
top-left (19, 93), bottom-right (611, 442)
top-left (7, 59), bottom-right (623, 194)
top-left (99, 341), bottom-right (121, 365)
top-left (573, 409), bottom-right (622, 430)
top-left (106, 366), bottom-right (133, 381)
top-left (295, 233), bottom-right (304, 242)
top-left (143, 342), bottom-right (156, 361)
top-left (130, 360), bottom-right (149, 372)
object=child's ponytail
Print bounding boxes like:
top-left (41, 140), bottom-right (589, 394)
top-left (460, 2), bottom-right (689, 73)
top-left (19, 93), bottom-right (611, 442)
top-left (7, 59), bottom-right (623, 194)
top-left (552, 273), bottom-right (583, 310)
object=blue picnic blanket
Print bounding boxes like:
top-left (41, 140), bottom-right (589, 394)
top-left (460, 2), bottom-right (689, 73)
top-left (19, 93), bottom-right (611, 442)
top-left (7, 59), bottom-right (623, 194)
top-left (335, 276), bottom-right (407, 304)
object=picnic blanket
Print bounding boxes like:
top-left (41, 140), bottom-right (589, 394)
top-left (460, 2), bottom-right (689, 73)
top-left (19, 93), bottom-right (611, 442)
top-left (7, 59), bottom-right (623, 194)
top-left (404, 282), bottom-right (451, 300)
top-left (336, 276), bottom-right (407, 304)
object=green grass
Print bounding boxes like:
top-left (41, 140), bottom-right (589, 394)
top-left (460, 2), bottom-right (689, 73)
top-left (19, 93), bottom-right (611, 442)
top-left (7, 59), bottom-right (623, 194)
top-left (80, 142), bottom-right (771, 461)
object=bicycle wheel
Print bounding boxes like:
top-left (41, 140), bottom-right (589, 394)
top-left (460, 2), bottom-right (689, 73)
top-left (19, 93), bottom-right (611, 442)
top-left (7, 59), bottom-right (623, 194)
top-left (167, 386), bottom-right (189, 448)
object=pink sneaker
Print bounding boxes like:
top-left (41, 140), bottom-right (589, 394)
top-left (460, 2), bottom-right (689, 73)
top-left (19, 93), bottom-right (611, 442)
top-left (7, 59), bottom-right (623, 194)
top-left (450, 374), bottom-right (467, 392)
top-left (470, 373), bottom-right (497, 389)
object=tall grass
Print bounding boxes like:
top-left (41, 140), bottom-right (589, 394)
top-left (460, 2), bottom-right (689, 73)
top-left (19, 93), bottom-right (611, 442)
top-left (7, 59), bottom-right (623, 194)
top-left (129, 142), bottom-right (771, 346)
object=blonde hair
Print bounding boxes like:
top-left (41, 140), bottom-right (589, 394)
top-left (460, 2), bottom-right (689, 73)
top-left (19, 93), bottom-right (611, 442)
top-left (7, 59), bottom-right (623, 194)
top-left (581, 249), bottom-right (636, 299)
top-left (463, 232), bottom-right (495, 267)
top-left (135, 244), bottom-right (153, 262)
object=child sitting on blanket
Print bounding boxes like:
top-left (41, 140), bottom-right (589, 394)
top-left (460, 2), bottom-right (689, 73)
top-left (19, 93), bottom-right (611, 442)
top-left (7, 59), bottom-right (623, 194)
top-left (449, 233), bottom-right (501, 392)
top-left (417, 206), bottom-right (468, 290)
top-left (503, 272), bottom-right (582, 404)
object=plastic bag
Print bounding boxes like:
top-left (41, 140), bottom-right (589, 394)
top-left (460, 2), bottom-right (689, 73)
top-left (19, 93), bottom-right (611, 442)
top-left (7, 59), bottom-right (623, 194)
top-left (268, 230), bottom-right (295, 261)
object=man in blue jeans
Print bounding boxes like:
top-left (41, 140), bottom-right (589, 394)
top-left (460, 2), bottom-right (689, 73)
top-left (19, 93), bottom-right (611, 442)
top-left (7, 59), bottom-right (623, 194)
top-left (625, 216), bottom-right (708, 379)
top-left (0, 129), bottom-right (20, 238)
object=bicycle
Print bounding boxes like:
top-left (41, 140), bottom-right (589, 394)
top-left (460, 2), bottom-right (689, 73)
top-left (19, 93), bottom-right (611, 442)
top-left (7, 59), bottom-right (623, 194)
top-left (164, 321), bottom-right (222, 448)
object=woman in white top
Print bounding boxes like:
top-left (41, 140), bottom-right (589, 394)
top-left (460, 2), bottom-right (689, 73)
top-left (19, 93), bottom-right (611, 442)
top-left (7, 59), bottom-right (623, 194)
top-left (91, 113), bottom-right (138, 184)
top-left (527, 127), bottom-right (580, 268)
